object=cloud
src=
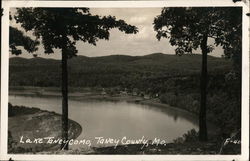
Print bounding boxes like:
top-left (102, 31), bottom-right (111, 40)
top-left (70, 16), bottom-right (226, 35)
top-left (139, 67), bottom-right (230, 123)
top-left (129, 16), bottom-right (148, 24)
top-left (9, 8), bottom-right (223, 59)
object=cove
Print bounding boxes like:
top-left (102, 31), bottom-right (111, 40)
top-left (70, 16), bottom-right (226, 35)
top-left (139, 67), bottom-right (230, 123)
top-left (9, 94), bottom-right (198, 149)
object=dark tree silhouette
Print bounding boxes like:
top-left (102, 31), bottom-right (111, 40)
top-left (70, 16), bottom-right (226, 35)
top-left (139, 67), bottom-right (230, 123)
top-left (14, 8), bottom-right (138, 150)
top-left (154, 7), bottom-right (242, 141)
top-left (9, 12), bottom-right (39, 55)
top-left (232, 0), bottom-right (242, 2)
top-left (9, 26), bottom-right (39, 55)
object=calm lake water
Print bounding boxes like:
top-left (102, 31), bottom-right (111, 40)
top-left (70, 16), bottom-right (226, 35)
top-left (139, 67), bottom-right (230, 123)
top-left (9, 94), bottom-right (198, 149)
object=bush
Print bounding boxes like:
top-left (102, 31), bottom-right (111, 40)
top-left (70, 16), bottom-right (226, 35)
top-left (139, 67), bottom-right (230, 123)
top-left (173, 129), bottom-right (199, 143)
top-left (182, 129), bottom-right (199, 142)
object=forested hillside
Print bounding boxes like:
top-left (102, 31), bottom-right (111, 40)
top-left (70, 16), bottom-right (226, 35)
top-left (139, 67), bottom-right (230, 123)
top-left (9, 53), bottom-right (241, 142)
top-left (9, 53), bottom-right (231, 89)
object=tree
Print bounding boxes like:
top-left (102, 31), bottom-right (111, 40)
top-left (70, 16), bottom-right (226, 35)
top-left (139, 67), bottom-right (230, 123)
top-left (153, 7), bottom-right (242, 141)
top-left (9, 13), bottom-right (39, 55)
top-left (14, 8), bottom-right (138, 150)
top-left (9, 26), bottom-right (39, 55)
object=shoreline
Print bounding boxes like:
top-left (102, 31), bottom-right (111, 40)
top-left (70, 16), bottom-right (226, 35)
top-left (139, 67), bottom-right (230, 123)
top-left (9, 86), bottom-right (197, 115)
top-left (9, 88), bottom-right (200, 124)
top-left (8, 86), bottom-right (230, 154)
top-left (8, 104), bottom-right (82, 153)
top-left (9, 86), bottom-right (218, 135)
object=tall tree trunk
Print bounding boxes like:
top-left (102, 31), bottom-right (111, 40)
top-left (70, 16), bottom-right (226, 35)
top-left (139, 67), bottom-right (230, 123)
top-left (61, 47), bottom-right (69, 150)
top-left (199, 34), bottom-right (208, 141)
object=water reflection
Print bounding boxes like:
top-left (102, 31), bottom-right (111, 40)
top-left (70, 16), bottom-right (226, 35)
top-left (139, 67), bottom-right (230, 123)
top-left (9, 94), bottom-right (198, 148)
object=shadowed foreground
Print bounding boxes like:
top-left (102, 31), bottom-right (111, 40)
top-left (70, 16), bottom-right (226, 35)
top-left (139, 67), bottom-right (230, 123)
top-left (8, 104), bottom-right (82, 153)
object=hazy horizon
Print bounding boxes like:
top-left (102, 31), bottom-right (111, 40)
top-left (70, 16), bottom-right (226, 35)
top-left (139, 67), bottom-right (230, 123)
top-left (10, 8), bottom-right (224, 60)
top-left (10, 52), bottom-right (227, 60)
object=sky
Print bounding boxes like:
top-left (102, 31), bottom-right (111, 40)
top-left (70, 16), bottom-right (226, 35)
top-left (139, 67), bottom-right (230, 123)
top-left (10, 8), bottom-right (224, 59)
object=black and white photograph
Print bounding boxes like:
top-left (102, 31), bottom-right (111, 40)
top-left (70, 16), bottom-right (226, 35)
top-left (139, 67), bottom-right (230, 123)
top-left (0, 0), bottom-right (249, 160)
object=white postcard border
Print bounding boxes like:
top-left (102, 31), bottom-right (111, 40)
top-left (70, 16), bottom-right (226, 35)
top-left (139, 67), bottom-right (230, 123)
top-left (1, 0), bottom-right (249, 160)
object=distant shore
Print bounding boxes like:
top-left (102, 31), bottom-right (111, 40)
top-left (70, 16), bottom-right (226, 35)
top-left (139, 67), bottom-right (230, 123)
top-left (9, 86), bottom-right (199, 120)
top-left (9, 86), bottom-right (236, 154)
top-left (9, 86), bottom-right (217, 133)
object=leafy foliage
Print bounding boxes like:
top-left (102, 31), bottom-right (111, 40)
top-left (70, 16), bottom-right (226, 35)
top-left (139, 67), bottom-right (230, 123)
top-left (13, 7), bottom-right (138, 150)
top-left (153, 7), bottom-right (242, 75)
top-left (9, 26), bottom-right (39, 55)
top-left (153, 7), bottom-right (242, 141)
top-left (15, 8), bottom-right (138, 58)
top-left (153, 7), bottom-right (242, 58)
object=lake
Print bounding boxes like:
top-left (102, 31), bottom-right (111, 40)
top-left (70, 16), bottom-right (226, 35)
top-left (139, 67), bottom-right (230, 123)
top-left (9, 94), bottom-right (198, 149)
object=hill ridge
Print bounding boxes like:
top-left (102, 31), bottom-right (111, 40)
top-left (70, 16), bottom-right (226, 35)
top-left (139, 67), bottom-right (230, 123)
top-left (9, 52), bottom-right (231, 87)
top-left (10, 53), bottom-right (223, 61)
